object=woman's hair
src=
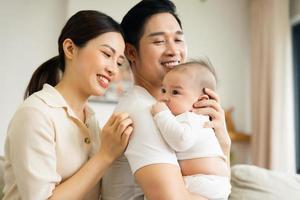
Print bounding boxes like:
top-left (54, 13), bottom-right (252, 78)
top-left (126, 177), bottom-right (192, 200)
top-left (121, 0), bottom-right (181, 50)
top-left (24, 10), bottom-right (124, 99)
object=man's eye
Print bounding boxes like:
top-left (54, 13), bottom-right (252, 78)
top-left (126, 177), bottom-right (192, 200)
top-left (154, 40), bottom-right (164, 44)
top-left (172, 90), bottom-right (179, 95)
top-left (161, 88), bottom-right (166, 93)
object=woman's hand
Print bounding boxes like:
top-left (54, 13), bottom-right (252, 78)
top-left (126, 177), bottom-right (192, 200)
top-left (192, 88), bottom-right (231, 158)
top-left (99, 113), bottom-right (133, 163)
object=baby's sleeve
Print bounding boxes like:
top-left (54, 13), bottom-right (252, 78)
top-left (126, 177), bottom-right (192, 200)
top-left (153, 110), bottom-right (197, 152)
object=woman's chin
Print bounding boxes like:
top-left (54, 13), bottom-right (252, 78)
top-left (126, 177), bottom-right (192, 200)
top-left (93, 86), bottom-right (107, 96)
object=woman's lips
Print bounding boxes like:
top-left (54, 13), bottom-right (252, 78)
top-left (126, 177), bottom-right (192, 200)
top-left (97, 74), bottom-right (110, 89)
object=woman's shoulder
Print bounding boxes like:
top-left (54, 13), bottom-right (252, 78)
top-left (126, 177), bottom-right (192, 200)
top-left (11, 88), bottom-right (59, 126)
top-left (19, 92), bottom-right (52, 114)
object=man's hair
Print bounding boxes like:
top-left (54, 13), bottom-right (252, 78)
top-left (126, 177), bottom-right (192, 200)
top-left (121, 0), bottom-right (182, 49)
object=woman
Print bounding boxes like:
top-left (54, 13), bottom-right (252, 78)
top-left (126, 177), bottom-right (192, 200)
top-left (101, 0), bottom-right (231, 200)
top-left (3, 10), bottom-right (133, 200)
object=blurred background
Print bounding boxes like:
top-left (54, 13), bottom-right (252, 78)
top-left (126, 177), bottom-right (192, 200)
top-left (0, 0), bottom-right (298, 173)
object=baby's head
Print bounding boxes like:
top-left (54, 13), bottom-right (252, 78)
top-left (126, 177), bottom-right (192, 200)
top-left (160, 58), bottom-right (217, 115)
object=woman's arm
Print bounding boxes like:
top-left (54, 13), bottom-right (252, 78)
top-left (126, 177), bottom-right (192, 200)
top-left (192, 88), bottom-right (231, 166)
top-left (49, 113), bottom-right (133, 199)
top-left (7, 107), bottom-right (132, 200)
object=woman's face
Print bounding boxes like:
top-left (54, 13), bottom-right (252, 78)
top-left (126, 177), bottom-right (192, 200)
top-left (73, 32), bottom-right (125, 97)
top-left (133, 12), bottom-right (187, 89)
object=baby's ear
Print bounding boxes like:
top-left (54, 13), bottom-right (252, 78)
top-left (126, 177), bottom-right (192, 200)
top-left (198, 94), bottom-right (209, 101)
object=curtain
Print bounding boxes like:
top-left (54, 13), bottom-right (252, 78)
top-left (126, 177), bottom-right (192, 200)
top-left (251, 0), bottom-right (296, 172)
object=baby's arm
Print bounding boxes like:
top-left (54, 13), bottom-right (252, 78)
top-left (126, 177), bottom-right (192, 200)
top-left (151, 102), bottom-right (196, 151)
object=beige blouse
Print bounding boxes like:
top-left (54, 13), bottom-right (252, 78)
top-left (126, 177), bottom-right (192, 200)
top-left (3, 84), bottom-right (101, 200)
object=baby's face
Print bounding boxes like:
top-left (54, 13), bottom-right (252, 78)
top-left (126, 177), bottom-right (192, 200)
top-left (159, 71), bottom-right (199, 115)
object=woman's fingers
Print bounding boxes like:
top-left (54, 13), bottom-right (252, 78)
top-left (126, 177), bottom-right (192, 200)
top-left (105, 112), bottom-right (118, 127)
top-left (111, 113), bottom-right (129, 128)
top-left (117, 118), bottom-right (133, 137)
top-left (100, 112), bottom-right (133, 160)
top-left (121, 126), bottom-right (133, 147)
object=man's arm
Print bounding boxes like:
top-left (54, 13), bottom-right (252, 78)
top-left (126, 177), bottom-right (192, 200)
top-left (135, 164), bottom-right (208, 200)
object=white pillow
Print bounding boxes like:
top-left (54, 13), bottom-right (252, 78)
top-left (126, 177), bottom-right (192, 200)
top-left (230, 164), bottom-right (300, 200)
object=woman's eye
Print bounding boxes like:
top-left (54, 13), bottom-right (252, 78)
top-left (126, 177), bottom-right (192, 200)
top-left (117, 62), bottom-right (122, 67)
top-left (102, 51), bottom-right (111, 57)
top-left (175, 39), bottom-right (183, 43)
top-left (172, 90), bottom-right (179, 95)
top-left (161, 88), bottom-right (166, 93)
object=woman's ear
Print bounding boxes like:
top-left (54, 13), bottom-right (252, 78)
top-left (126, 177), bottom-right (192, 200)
top-left (125, 43), bottom-right (137, 63)
top-left (62, 38), bottom-right (76, 59)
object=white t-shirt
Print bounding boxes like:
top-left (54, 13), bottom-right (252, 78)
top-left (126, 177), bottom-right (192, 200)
top-left (153, 110), bottom-right (225, 161)
top-left (3, 84), bottom-right (100, 200)
top-left (101, 85), bottom-right (179, 200)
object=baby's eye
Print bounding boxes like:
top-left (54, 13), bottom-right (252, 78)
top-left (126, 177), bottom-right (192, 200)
top-left (172, 90), bottom-right (179, 95)
top-left (161, 88), bottom-right (166, 93)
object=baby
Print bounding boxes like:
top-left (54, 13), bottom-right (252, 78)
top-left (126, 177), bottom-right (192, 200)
top-left (151, 59), bottom-right (231, 200)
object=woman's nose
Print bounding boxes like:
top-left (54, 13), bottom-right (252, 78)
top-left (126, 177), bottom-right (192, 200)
top-left (105, 64), bottom-right (117, 76)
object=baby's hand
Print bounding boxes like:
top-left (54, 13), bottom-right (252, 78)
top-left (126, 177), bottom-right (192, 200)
top-left (151, 102), bottom-right (168, 116)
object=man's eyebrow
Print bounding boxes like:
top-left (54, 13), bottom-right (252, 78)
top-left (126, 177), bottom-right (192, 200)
top-left (146, 30), bottom-right (184, 38)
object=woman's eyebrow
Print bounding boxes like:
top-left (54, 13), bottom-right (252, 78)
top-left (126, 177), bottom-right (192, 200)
top-left (100, 44), bottom-right (125, 59)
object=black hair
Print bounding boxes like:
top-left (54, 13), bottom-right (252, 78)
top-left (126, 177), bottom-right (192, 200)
top-left (24, 10), bottom-right (124, 99)
top-left (121, 0), bottom-right (181, 49)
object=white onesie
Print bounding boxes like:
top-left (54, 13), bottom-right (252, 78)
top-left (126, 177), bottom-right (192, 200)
top-left (154, 110), bottom-right (231, 200)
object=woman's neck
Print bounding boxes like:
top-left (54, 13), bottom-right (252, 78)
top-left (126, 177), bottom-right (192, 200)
top-left (55, 77), bottom-right (88, 122)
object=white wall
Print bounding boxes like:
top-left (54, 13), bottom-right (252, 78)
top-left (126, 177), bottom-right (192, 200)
top-left (175, 0), bottom-right (251, 133)
top-left (0, 0), bottom-right (251, 155)
top-left (0, 0), bottom-right (66, 155)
